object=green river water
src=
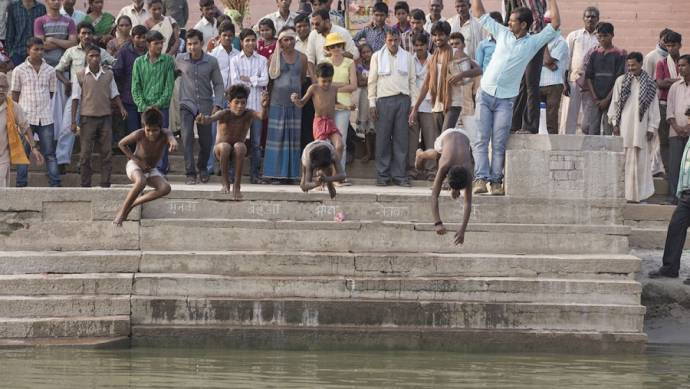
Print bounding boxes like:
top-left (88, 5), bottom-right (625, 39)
top-left (1, 344), bottom-right (690, 388)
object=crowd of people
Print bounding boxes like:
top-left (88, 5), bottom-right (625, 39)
top-left (0, 0), bottom-right (690, 201)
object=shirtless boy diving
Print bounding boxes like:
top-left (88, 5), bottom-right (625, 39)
top-left (114, 108), bottom-right (178, 225)
top-left (415, 127), bottom-right (474, 245)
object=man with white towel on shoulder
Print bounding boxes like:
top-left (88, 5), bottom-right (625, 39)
top-left (368, 28), bottom-right (417, 187)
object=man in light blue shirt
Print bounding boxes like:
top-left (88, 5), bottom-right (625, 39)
top-left (539, 32), bottom-right (569, 134)
top-left (470, 0), bottom-right (560, 195)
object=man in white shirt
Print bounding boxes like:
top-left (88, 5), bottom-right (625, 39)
top-left (539, 33), bottom-right (569, 134)
top-left (193, 0), bottom-right (218, 50)
top-left (306, 9), bottom-right (358, 77)
top-left (207, 21), bottom-right (238, 174)
top-left (560, 6), bottom-right (599, 134)
top-left (230, 28), bottom-right (268, 183)
top-left (368, 29), bottom-right (416, 187)
top-left (448, 0), bottom-right (485, 60)
top-left (424, 0), bottom-right (445, 33)
top-left (294, 13), bottom-right (310, 54)
top-left (255, 0), bottom-right (297, 33)
top-left (117, 0), bottom-right (150, 27)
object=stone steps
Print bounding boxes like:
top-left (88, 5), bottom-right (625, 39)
top-left (132, 274), bottom-right (640, 305)
top-left (137, 251), bottom-right (640, 280)
top-left (0, 274), bottom-right (133, 295)
top-left (130, 325), bottom-right (647, 353)
top-left (0, 251), bottom-right (140, 275)
top-left (131, 297), bottom-right (645, 333)
top-left (0, 250), bottom-right (639, 279)
top-left (140, 218), bottom-right (629, 254)
top-left (623, 203), bottom-right (683, 249)
top-left (144, 188), bottom-right (622, 225)
top-left (0, 295), bottom-right (130, 318)
top-left (0, 315), bottom-right (130, 338)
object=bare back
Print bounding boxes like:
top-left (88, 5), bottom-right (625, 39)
top-left (216, 109), bottom-right (254, 145)
top-left (438, 132), bottom-right (474, 175)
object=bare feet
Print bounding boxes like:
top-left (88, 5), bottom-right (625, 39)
top-left (112, 214), bottom-right (125, 227)
top-left (414, 149), bottom-right (425, 172)
top-left (220, 184), bottom-right (231, 194)
top-left (232, 184), bottom-right (243, 200)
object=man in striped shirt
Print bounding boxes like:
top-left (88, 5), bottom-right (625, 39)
top-left (230, 28), bottom-right (268, 184)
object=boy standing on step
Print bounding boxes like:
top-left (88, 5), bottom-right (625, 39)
top-left (415, 127), bottom-right (473, 245)
top-left (196, 85), bottom-right (264, 200)
top-left (70, 45), bottom-right (127, 188)
top-left (114, 107), bottom-right (177, 226)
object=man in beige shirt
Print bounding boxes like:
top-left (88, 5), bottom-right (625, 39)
top-left (368, 29), bottom-right (416, 187)
top-left (665, 54), bottom-right (690, 204)
top-left (0, 73), bottom-right (43, 187)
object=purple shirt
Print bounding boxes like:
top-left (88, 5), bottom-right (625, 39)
top-left (112, 41), bottom-right (145, 105)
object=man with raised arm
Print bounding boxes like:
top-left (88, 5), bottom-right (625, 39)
top-left (470, 0), bottom-right (560, 196)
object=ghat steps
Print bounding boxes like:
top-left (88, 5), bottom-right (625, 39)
top-left (0, 185), bottom-right (645, 352)
top-left (0, 135), bottom-right (647, 351)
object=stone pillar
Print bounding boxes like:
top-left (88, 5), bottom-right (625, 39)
top-left (505, 135), bottom-right (624, 200)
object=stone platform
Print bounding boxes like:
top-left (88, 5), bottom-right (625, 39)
top-left (0, 135), bottom-right (648, 352)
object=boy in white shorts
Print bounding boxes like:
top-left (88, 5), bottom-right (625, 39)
top-left (113, 108), bottom-right (178, 226)
top-left (415, 127), bottom-right (474, 245)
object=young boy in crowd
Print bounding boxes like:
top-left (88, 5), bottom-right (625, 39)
top-left (291, 62), bottom-right (345, 170)
top-left (393, 1), bottom-right (411, 33)
top-left (196, 85), bottom-right (263, 200)
top-left (585, 22), bottom-right (626, 135)
top-left (114, 107), bottom-right (178, 226)
top-left (415, 127), bottom-right (473, 245)
top-left (401, 9), bottom-right (430, 53)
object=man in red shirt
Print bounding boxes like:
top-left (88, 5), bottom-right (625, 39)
top-left (656, 31), bottom-right (682, 189)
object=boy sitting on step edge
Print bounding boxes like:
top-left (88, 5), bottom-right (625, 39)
top-left (415, 127), bottom-right (474, 245)
top-left (196, 85), bottom-right (265, 200)
top-left (113, 108), bottom-right (178, 226)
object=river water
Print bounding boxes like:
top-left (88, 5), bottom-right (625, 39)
top-left (1, 344), bottom-right (690, 388)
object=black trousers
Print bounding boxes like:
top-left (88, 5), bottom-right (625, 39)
top-left (661, 191), bottom-right (690, 275)
top-left (511, 45), bottom-right (546, 133)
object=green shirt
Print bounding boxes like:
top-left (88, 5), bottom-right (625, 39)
top-left (677, 138), bottom-right (690, 198)
top-left (131, 53), bottom-right (175, 112)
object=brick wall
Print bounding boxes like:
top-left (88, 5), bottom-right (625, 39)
top-left (102, 0), bottom-right (689, 55)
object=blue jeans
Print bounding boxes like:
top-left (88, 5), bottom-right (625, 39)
top-left (474, 90), bottom-right (515, 184)
top-left (156, 108), bottom-right (170, 174)
top-left (124, 103), bottom-right (141, 135)
top-left (16, 124), bottom-right (61, 187)
top-left (249, 119), bottom-right (262, 179)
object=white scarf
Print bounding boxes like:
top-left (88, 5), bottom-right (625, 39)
top-left (667, 55), bottom-right (679, 79)
top-left (377, 46), bottom-right (409, 77)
